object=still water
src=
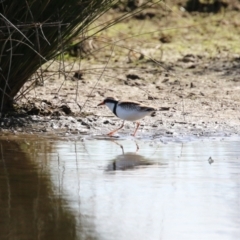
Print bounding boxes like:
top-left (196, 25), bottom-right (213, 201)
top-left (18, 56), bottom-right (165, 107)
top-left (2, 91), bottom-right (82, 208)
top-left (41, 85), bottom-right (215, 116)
top-left (0, 136), bottom-right (239, 240)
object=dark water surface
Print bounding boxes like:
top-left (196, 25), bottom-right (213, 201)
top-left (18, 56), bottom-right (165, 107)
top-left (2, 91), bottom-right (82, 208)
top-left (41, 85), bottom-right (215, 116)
top-left (0, 136), bottom-right (240, 240)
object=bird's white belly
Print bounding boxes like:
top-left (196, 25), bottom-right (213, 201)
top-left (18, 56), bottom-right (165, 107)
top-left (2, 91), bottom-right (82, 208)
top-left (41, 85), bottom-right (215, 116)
top-left (116, 107), bottom-right (152, 121)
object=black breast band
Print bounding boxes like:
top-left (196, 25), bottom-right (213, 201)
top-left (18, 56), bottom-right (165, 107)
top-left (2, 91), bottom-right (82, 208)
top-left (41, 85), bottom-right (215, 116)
top-left (113, 102), bottom-right (118, 117)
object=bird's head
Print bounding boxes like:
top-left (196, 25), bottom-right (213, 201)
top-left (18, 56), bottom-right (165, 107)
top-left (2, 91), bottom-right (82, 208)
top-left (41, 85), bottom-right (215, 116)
top-left (97, 97), bottom-right (118, 106)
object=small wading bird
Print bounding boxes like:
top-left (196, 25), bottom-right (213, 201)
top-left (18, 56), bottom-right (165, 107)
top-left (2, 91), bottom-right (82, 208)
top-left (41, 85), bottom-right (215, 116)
top-left (97, 97), bottom-right (157, 136)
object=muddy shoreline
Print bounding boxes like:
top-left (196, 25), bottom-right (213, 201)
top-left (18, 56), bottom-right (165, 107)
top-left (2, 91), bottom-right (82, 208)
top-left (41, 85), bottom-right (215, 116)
top-left (0, 111), bottom-right (239, 140)
top-left (1, 55), bottom-right (240, 141)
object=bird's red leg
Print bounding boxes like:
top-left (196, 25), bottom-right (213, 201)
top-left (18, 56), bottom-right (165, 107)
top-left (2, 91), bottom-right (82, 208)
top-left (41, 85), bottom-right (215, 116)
top-left (131, 122), bottom-right (140, 136)
top-left (107, 121), bottom-right (125, 136)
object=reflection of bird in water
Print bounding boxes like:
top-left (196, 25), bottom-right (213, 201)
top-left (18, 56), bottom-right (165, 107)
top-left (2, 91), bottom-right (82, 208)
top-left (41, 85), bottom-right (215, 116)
top-left (97, 97), bottom-right (157, 136)
top-left (106, 153), bottom-right (152, 171)
top-left (111, 139), bottom-right (139, 154)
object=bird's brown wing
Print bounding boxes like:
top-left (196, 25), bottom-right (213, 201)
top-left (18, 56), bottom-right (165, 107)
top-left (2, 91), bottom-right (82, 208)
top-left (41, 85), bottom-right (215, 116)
top-left (118, 101), bottom-right (157, 111)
